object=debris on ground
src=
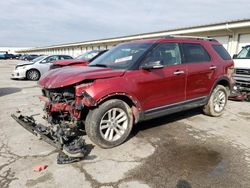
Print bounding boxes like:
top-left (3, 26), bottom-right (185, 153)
top-left (33, 165), bottom-right (48, 172)
top-left (57, 152), bottom-right (84, 164)
top-left (11, 114), bottom-right (89, 164)
top-left (229, 88), bottom-right (250, 102)
top-left (229, 92), bottom-right (248, 101)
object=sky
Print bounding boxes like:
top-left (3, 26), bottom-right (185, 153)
top-left (1, 0), bottom-right (250, 47)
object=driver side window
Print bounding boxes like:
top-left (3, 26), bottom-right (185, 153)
top-left (142, 43), bottom-right (181, 67)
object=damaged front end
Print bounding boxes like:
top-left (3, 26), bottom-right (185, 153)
top-left (11, 83), bottom-right (95, 164)
top-left (11, 66), bottom-right (126, 163)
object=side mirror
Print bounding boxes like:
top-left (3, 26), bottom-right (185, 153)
top-left (141, 61), bottom-right (164, 70)
top-left (233, 54), bottom-right (238, 59)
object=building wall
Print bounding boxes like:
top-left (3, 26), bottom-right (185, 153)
top-left (197, 27), bottom-right (250, 55)
top-left (17, 20), bottom-right (250, 57)
top-left (27, 31), bottom-right (250, 57)
top-left (32, 42), bottom-right (117, 57)
top-left (0, 47), bottom-right (29, 54)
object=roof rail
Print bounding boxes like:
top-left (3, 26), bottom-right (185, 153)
top-left (164, 35), bottom-right (217, 41)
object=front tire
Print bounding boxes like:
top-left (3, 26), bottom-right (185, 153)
top-left (203, 85), bottom-right (228, 117)
top-left (85, 99), bottom-right (133, 148)
top-left (26, 69), bottom-right (40, 81)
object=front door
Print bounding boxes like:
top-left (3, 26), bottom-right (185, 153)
top-left (126, 42), bottom-right (186, 111)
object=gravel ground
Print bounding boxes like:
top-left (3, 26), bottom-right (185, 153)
top-left (0, 60), bottom-right (250, 188)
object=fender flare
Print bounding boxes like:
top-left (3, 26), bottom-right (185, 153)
top-left (96, 92), bottom-right (142, 111)
top-left (209, 76), bottom-right (231, 98)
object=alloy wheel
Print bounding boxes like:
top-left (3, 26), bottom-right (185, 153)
top-left (213, 90), bottom-right (226, 113)
top-left (99, 108), bottom-right (128, 142)
top-left (27, 70), bottom-right (39, 80)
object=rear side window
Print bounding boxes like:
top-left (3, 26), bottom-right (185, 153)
top-left (212, 45), bottom-right (231, 60)
top-left (182, 43), bottom-right (211, 63)
top-left (46, 56), bottom-right (59, 63)
top-left (60, 55), bottom-right (72, 60)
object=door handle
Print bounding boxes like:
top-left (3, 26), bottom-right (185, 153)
top-left (173, 70), bottom-right (185, 75)
top-left (209, 65), bottom-right (217, 70)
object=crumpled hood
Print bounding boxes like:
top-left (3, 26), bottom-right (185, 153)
top-left (234, 59), bottom-right (250, 69)
top-left (39, 66), bottom-right (125, 89)
top-left (53, 59), bottom-right (89, 66)
top-left (16, 61), bottom-right (34, 66)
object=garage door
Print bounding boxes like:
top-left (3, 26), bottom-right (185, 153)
top-left (211, 36), bottom-right (230, 50)
top-left (238, 34), bottom-right (250, 53)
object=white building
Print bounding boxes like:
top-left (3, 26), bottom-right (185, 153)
top-left (0, 47), bottom-right (29, 54)
top-left (17, 19), bottom-right (250, 57)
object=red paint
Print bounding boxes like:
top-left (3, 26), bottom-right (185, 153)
top-left (38, 95), bottom-right (49, 102)
top-left (52, 59), bottom-right (89, 67)
top-left (39, 66), bottom-right (125, 89)
top-left (33, 165), bottom-right (48, 172)
top-left (39, 38), bottom-right (234, 117)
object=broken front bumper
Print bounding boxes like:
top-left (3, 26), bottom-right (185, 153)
top-left (11, 114), bottom-right (88, 163)
top-left (11, 114), bottom-right (62, 149)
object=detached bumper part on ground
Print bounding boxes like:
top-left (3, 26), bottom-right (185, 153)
top-left (11, 113), bottom-right (88, 164)
top-left (229, 85), bottom-right (250, 102)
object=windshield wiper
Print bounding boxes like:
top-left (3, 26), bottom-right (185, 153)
top-left (90, 64), bottom-right (109, 68)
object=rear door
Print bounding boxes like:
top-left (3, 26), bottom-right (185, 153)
top-left (60, 55), bottom-right (73, 60)
top-left (181, 43), bottom-right (216, 100)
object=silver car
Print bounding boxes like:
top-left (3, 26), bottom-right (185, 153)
top-left (11, 55), bottom-right (73, 80)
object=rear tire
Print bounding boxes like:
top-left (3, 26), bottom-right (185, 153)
top-left (26, 69), bottom-right (40, 81)
top-left (85, 99), bottom-right (133, 148)
top-left (203, 85), bottom-right (228, 117)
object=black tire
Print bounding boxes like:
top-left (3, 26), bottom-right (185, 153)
top-left (247, 95), bottom-right (250, 102)
top-left (26, 69), bottom-right (40, 81)
top-left (85, 99), bottom-right (133, 148)
top-left (203, 85), bottom-right (228, 117)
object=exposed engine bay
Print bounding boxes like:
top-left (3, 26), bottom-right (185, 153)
top-left (11, 65), bottom-right (127, 163)
top-left (12, 84), bottom-right (94, 164)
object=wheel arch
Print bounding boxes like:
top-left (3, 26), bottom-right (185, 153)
top-left (96, 93), bottom-right (142, 124)
top-left (210, 77), bottom-right (231, 97)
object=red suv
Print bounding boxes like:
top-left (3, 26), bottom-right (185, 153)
top-left (29, 37), bottom-right (235, 150)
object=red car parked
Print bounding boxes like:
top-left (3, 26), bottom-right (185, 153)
top-left (49, 50), bottom-right (107, 69)
top-left (13, 36), bottom-right (234, 158)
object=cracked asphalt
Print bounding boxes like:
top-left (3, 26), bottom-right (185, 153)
top-left (1, 60), bottom-right (250, 188)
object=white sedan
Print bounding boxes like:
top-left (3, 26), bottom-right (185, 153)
top-left (11, 55), bottom-right (73, 80)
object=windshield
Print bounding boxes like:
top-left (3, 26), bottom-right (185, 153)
top-left (76, 51), bottom-right (99, 61)
top-left (89, 43), bottom-right (154, 70)
top-left (236, 46), bottom-right (250, 59)
top-left (32, 55), bottom-right (46, 63)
